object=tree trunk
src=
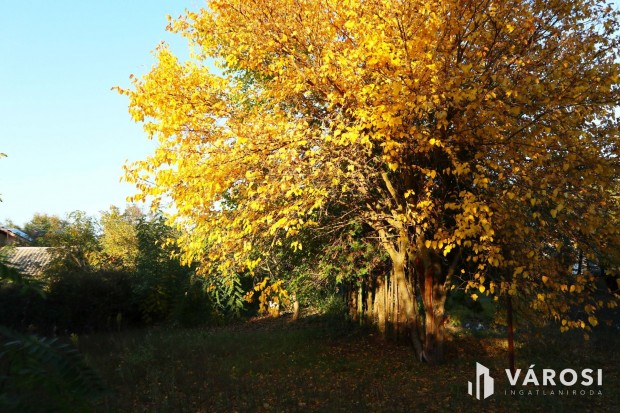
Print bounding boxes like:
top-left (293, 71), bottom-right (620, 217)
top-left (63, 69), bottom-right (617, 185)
top-left (506, 294), bottom-right (515, 375)
top-left (357, 283), bottom-right (363, 324)
top-left (365, 280), bottom-right (374, 324)
top-left (373, 274), bottom-right (387, 336)
top-left (388, 267), bottom-right (397, 336)
top-left (422, 268), bottom-right (448, 363)
top-left (393, 256), bottom-right (415, 342)
top-left (349, 283), bottom-right (358, 321)
top-left (412, 245), bottom-right (451, 364)
top-left (372, 232), bottom-right (450, 363)
top-left (292, 293), bottom-right (300, 321)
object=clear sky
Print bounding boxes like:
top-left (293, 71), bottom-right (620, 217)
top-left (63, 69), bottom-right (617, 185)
top-left (2, 1), bottom-right (618, 228)
top-left (0, 0), bottom-right (202, 227)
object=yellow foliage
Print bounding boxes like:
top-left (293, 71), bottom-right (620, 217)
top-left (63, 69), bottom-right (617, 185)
top-left (120, 0), bottom-right (620, 330)
top-left (245, 278), bottom-right (290, 316)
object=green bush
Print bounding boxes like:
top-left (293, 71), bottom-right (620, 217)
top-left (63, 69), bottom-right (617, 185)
top-left (0, 257), bottom-right (105, 413)
top-left (169, 276), bottom-right (218, 327)
top-left (46, 271), bottom-right (140, 333)
top-left (0, 327), bottom-right (105, 413)
top-left (317, 293), bottom-right (349, 322)
top-left (0, 284), bottom-right (47, 332)
top-left (1, 268), bottom-right (220, 334)
top-left (444, 289), bottom-right (496, 329)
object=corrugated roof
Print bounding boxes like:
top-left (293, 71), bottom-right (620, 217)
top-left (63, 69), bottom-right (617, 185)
top-left (3, 247), bottom-right (55, 277)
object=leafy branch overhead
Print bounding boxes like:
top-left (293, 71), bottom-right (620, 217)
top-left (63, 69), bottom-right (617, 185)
top-left (119, 0), bottom-right (620, 362)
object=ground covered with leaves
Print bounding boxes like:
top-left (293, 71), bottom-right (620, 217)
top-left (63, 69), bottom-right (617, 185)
top-left (79, 316), bottom-right (618, 413)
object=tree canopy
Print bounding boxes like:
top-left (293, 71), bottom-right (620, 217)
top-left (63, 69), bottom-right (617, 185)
top-left (120, 0), bottom-right (620, 362)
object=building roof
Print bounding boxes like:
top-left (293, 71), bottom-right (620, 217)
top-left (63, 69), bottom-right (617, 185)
top-left (3, 247), bottom-right (55, 277)
top-left (7, 228), bottom-right (33, 243)
top-left (0, 227), bottom-right (33, 245)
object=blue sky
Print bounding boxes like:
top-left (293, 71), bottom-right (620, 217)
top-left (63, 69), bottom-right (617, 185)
top-left (2, 1), bottom-right (618, 228)
top-left (0, 0), bottom-right (202, 227)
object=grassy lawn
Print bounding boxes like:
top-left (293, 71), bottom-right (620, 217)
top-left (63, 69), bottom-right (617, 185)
top-left (77, 315), bottom-right (619, 413)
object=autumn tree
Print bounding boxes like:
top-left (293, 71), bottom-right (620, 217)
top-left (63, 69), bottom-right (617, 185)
top-left (98, 205), bottom-right (143, 272)
top-left (120, 0), bottom-right (620, 362)
top-left (23, 213), bottom-right (66, 246)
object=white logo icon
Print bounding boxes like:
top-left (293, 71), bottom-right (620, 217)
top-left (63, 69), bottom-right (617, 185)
top-left (468, 362), bottom-right (494, 399)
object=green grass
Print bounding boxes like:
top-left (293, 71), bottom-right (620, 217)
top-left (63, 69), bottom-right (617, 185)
top-left (76, 316), bottom-right (619, 413)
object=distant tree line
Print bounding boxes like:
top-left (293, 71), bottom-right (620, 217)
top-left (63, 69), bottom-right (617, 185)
top-left (0, 206), bottom-right (227, 334)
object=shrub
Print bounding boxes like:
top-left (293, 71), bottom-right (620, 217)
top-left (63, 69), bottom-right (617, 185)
top-left (0, 327), bottom-right (105, 413)
top-left (0, 284), bottom-right (47, 332)
top-left (46, 271), bottom-right (140, 334)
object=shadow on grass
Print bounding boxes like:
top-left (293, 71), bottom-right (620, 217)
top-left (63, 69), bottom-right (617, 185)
top-left (78, 314), bottom-right (619, 413)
